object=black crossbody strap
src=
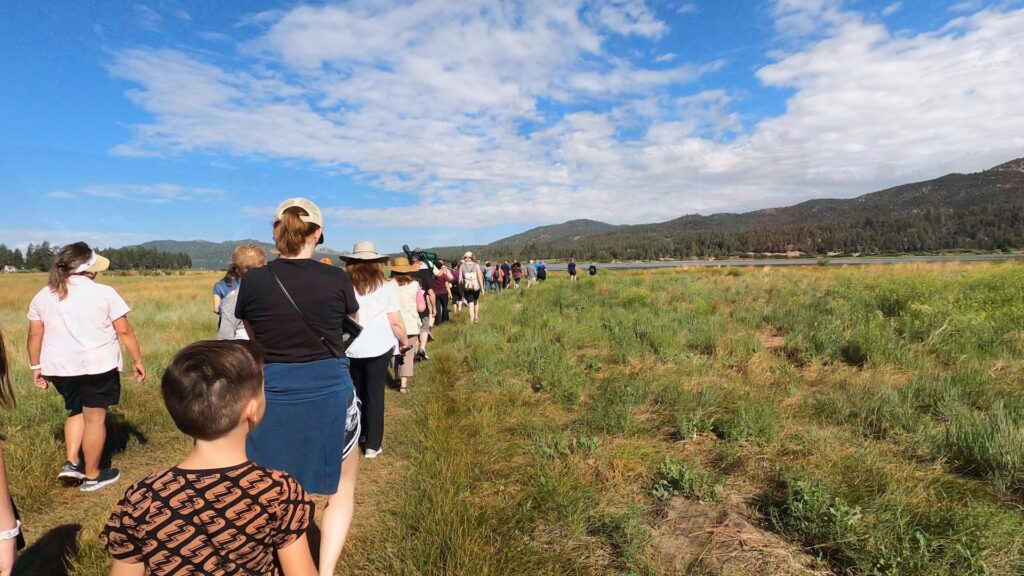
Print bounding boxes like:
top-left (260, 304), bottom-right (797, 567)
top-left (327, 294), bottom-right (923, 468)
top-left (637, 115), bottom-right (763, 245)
top-left (267, 264), bottom-right (343, 359)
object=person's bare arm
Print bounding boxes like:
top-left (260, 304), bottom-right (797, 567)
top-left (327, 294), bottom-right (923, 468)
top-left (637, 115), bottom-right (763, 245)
top-left (277, 533), bottom-right (317, 576)
top-left (212, 294), bottom-right (222, 315)
top-left (387, 311), bottom-right (409, 347)
top-left (27, 320), bottom-right (46, 389)
top-left (112, 316), bottom-right (146, 383)
top-left (109, 559), bottom-right (145, 576)
top-left (0, 447), bottom-right (17, 576)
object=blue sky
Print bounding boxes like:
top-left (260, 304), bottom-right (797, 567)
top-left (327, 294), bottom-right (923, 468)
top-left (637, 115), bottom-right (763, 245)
top-left (1, 0), bottom-right (1023, 254)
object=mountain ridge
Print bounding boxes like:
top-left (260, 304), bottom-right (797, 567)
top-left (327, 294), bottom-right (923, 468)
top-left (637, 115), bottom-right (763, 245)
top-left (428, 156), bottom-right (1024, 260)
top-left (129, 156), bottom-right (1024, 266)
top-left (135, 239), bottom-right (342, 270)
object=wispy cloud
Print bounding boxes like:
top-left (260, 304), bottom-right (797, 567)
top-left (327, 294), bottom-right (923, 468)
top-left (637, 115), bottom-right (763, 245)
top-left (79, 184), bottom-right (224, 203)
top-left (133, 4), bottom-right (163, 32)
top-left (46, 191), bottom-right (77, 200)
top-left (107, 1), bottom-right (1024, 227)
top-left (595, 0), bottom-right (667, 38)
top-left (950, 0), bottom-right (983, 12)
top-left (0, 229), bottom-right (151, 251)
top-left (882, 2), bottom-right (903, 17)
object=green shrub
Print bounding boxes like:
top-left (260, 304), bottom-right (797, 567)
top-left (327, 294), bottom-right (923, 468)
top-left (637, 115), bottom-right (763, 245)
top-left (943, 400), bottom-right (1024, 494)
top-left (650, 457), bottom-right (720, 502)
top-left (760, 473), bottom-right (862, 569)
top-left (588, 507), bottom-right (654, 573)
top-left (672, 387), bottom-right (722, 440)
top-left (577, 379), bottom-right (647, 435)
top-left (714, 398), bottom-right (781, 444)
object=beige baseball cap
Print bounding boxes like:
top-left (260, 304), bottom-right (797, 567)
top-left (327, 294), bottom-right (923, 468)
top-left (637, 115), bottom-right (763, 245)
top-left (274, 198), bottom-right (325, 245)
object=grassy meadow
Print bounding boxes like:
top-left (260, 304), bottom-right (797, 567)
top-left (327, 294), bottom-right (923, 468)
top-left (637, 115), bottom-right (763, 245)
top-left (2, 262), bottom-right (1024, 575)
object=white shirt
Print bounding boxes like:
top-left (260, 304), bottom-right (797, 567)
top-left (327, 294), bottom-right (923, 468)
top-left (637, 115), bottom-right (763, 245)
top-left (27, 275), bottom-right (132, 376)
top-left (346, 280), bottom-right (401, 358)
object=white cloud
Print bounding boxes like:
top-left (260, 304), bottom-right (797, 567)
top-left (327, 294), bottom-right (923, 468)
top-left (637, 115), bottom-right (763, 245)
top-left (655, 52), bottom-right (676, 62)
top-left (108, 1), bottom-right (1024, 228)
top-left (595, 0), bottom-right (667, 38)
top-left (0, 229), bottom-right (151, 251)
top-left (772, 0), bottom-right (852, 39)
top-left (46, 191), bottom-right (77, 200)
top-left (882, 2), bottom-right (902, 17)
top-left (133, 4), bottom-right (163, 32)
top-left (677, 3), bottom-right (698, 14)
top-left (950, 0), bottom-right (983, 12)
top-left (79, 184), bottom-right (224, 203)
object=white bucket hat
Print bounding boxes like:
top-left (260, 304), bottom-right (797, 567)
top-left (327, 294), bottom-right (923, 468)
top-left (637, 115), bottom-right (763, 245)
top-left (340, 240), bottom-right (388, 262)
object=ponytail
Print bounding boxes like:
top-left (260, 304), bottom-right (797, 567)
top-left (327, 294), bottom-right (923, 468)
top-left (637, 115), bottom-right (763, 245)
top-left (0, 332), bottom-right (16, 410)
top-left (273, 207), bottom-right (320, 257)
top-left (48, 242), bottom-right (93, 301)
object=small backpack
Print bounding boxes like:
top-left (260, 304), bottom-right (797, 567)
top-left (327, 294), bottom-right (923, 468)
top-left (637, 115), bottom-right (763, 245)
top-left (463, 265), bottom-right (481, 291)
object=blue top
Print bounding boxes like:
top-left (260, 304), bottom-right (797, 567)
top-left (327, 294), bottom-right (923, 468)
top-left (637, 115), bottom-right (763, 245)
top-left (212, 279), bottom-right (238, 297)
top-left (212, 279), bottom-right (238, 313)
top-left (568, 262), bottom-right (577, 274)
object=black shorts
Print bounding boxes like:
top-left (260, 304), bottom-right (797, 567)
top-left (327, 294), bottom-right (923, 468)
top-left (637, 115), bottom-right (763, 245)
top-left (49, 369), bottom-right (121, 416)
top-left (464, 289), bottom-right (481, 303)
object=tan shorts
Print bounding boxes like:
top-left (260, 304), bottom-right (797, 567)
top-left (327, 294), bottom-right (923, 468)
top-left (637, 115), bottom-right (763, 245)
top-left (399, 340), bottom-right (419, 378)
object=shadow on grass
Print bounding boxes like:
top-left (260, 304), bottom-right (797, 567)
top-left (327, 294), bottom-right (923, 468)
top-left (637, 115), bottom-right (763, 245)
top-left (14, 523), bottom-right (79, 576)
top-left (50, 412), bottom-right (149, 470)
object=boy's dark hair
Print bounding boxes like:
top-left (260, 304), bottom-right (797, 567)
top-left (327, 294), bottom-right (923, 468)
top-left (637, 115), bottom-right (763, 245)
top-left (161, 340), bottom-right (264, 441)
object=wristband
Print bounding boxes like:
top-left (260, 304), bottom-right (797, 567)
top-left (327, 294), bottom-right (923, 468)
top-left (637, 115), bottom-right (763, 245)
top-left (29, 364), bottom-right (41, 371)
top-left (0, 520), bottom-right (20, 541)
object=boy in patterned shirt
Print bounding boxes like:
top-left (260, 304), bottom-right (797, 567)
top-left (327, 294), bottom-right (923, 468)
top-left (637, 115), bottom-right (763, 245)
top-left (101, 341), bottom-right (317, 576)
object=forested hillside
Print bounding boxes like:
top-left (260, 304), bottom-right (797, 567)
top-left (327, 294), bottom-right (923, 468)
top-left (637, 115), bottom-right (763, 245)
top-left (135, 240), bottom-right (341, 269)
top-left (433, 157), bottom-right (1024, 261)
top-left (0, 242), bottom-right (191, 271)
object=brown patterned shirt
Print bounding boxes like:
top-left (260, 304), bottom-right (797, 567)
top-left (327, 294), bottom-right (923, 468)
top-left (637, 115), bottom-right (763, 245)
top-left (100, 461), bottom-right (313, 576)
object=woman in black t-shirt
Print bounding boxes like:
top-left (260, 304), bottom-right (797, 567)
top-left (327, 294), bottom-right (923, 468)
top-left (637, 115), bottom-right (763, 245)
top-left (234, 198), bottom-right (360, 574)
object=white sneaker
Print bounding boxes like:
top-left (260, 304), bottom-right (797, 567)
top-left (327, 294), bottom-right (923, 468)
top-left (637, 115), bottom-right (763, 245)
top-left (364, 448), bottom-right (381, 459)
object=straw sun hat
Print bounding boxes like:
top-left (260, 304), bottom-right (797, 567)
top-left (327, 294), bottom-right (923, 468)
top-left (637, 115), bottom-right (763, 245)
top-left (387, 256), bottom-right (419, 274)
top-left (339, 240), bottom-right (388, 263)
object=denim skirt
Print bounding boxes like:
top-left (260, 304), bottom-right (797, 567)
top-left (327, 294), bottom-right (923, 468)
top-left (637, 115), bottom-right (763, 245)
top-left (246, 357), bottom-right (355, 495)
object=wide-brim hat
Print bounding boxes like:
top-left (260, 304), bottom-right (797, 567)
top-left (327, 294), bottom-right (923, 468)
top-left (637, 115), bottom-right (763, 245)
top-left (340, 240), bottom-right (388, 263)
top-left (387, 256), bottom-right (419, 274)
top-left (275, 197), bottom-right (325, 245)
top-left (74, 251), bottom-right (110, 274)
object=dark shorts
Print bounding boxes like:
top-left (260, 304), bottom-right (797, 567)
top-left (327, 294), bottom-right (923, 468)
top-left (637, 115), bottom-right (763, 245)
top-left (49, 369), bottom-right (121, 416)
top-left (464, 289), bottom-right (481, 303)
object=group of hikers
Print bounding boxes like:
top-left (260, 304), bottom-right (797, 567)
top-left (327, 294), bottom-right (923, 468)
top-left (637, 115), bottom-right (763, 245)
top-left (0, 196), bottom-right (594, 575)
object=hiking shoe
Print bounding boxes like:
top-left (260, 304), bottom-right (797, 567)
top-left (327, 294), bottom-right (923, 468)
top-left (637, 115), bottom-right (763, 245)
top-left (80, 468), bottom-right (121, 492)
top-left (364, 448), bottom-right (382, 459)
top-left (418, 349), bottom-right (430, 361)
top-left (58, 460), bottom-right (86, 481)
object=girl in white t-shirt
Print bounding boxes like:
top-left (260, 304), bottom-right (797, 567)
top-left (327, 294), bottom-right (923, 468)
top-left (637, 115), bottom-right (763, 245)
top-left (341, 242), bottom-right (413, 458)
top-left (26, 242), bottom-right (146, 493)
